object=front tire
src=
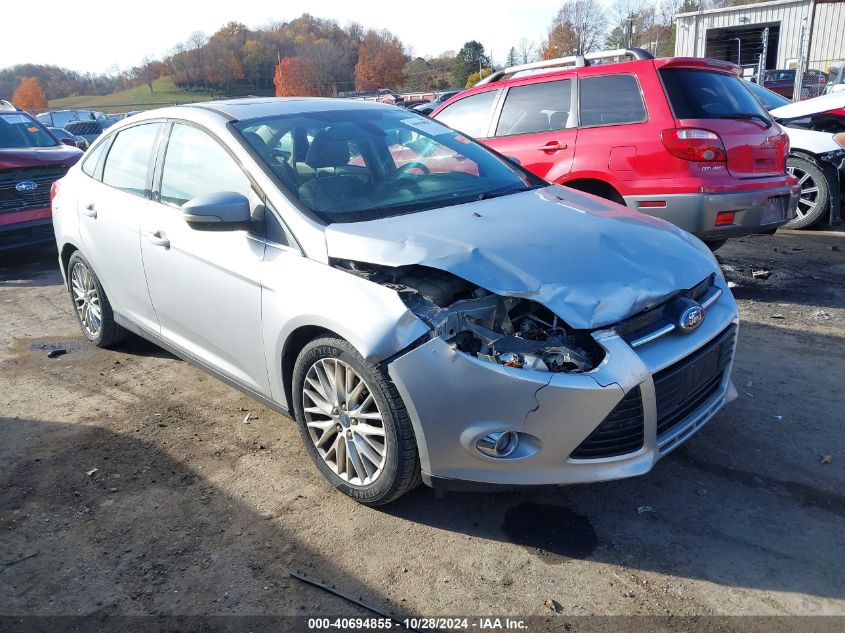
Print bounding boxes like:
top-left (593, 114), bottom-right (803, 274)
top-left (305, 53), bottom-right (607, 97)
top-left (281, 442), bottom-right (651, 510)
top-left (67, 251), bottom-right (127, 347)
top-left (292, 336), bottom-right (421, 505)
top-left (784, 156), bottom-right (834, 229)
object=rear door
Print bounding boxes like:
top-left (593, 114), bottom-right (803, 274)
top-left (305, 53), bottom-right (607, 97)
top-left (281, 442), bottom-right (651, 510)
top-left (140, 121), bottom-right (270, 395)
top-left (659, 68), bottom-right (787, 179)
top-left (76, 122), bottom-right (163, 333)
top-left (483, 77), bottom-right (577, 181)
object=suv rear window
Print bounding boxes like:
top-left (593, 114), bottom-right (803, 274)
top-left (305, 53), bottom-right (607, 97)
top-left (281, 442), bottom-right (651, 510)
top-left (0, 113), bottom-right (58, 148)
top-left (579, 75), bottom-right (646, 126)
top-left (66, 121), bottom-right (106, 136)
top-left (495, 80), bottom-right (572, 136)
top-left (661, 69), bottom-right (770, 120)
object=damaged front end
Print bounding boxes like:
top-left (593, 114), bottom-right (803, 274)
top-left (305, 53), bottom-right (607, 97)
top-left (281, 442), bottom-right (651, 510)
top-left (332, 260), bottom-right (605, 373)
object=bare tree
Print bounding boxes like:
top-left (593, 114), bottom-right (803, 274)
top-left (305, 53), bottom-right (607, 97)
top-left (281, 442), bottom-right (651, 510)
top-left (516, 38), bottom-right (536, 64)
top-left (541, 0), bottom-right (607, 58)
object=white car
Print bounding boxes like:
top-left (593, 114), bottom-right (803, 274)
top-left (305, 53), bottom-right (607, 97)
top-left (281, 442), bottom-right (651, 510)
top-left (745, 82), bottom-right (845, 228)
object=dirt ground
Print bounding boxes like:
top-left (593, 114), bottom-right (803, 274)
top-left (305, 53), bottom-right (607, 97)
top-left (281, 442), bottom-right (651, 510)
top-left (1, 228), bottom-right (844, 631)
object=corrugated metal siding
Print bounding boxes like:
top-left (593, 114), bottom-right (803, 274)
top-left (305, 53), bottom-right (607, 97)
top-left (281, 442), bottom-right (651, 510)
top-left (675, 0), bottom-right (845, 67)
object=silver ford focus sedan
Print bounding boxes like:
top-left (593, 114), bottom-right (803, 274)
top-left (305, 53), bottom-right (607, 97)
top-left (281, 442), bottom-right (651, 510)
top-left (51, 98), bottom-right (739, 505)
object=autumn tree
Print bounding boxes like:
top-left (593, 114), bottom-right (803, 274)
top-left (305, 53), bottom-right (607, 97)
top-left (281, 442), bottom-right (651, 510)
top-left (354, 29), bottom-right (405, 91)
top-left (274, 57), bottom-right (322, 96)
top-left (11, 77), bottom-right (47, 110)
top-left (541, 0), bottom-right (606, 59)
top-left (464, 68), bottom-right (492, 87)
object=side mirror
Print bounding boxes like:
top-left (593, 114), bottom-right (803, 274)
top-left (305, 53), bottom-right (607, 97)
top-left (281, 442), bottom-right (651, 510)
top-left (60, 138), bottom-right (77, 147)
top-left (182, 191), bottom-right (251, 226)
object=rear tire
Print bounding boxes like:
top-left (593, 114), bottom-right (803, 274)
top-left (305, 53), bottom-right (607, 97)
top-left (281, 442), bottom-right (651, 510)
top-left (292, 336), bottom-right (421, 506)
top-left (67, 251), bottom-right (127, 348)
top-left (784, 156), bottom-right (833, 229)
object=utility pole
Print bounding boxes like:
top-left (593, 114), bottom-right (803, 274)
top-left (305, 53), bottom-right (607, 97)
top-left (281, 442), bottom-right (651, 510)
top-left (757, 27), bottom-right (769, 83)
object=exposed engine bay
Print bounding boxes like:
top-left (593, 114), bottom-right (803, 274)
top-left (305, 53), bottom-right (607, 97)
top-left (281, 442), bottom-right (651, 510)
top-left (332, 260), bottom-right (605, 372)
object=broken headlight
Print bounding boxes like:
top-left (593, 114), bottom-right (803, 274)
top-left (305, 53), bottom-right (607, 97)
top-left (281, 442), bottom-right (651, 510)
top-left (333, 260), bottom-right (603, 372)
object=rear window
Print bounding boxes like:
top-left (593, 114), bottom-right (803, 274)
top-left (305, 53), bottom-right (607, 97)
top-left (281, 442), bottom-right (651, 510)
top-left (661, 69), bottom-right (770, 120)
top-left (579, 75), bottom-right (646, 127)
top-left (495, 80), bottom-right (572, 136)
top-left (66, 121), bottom-right (105, 136)
top-left (0, 113), bottom-right (58, 148)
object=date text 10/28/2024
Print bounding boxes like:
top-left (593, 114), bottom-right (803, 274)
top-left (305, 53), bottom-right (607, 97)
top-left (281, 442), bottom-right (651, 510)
top-left (308, 617), bottom-right (529, 630)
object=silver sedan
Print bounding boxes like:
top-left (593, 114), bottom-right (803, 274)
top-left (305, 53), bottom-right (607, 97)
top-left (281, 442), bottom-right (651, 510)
top-left (51, 98), bottom-right (739, 505)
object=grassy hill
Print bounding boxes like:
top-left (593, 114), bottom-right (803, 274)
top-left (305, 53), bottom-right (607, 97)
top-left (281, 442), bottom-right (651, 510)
top-left (48, 77), bottom-right (215, 113)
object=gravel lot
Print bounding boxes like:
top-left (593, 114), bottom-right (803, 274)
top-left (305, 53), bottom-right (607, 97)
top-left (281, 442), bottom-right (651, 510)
top-left (1, 229), bottom-right (844, 630)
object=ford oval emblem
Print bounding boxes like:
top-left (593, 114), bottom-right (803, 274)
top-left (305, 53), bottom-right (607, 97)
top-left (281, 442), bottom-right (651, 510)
top-left (679, 305), bottom-right (705, 332)
top-left (15, 180), bottom-right (38, 193)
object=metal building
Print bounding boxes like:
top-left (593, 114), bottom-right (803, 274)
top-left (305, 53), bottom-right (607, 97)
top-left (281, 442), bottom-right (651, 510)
top-left (674, 0), bottom-right (845, 77)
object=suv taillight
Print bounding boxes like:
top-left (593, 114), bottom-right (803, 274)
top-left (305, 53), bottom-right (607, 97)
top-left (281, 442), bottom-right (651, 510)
top-left (50, 180), bottom-right (60, 206)
top-left (661, 128), bottom-right (727, 162)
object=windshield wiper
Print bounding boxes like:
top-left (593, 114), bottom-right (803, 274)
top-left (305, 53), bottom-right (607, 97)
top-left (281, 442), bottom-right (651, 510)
top-left (477, 184), bottom-right (542, 201)
top-left (720, 113), bottom-right (772, 128)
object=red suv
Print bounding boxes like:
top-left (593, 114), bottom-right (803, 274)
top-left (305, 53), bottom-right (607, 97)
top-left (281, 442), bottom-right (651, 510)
top-left (0, 105), bottom-right (82, 250)
top-left (431, 49), bottom-right (799, 248)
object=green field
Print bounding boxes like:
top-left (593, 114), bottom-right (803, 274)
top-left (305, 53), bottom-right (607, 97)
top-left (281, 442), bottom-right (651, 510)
top-left (48, 77), bottom-right (214, 113)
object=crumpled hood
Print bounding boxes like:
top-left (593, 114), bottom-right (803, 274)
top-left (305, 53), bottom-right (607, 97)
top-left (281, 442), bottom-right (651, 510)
top-left (771, 91), bottom-right (845, 119)
top-left (324, 186), bottom-right (719, 329)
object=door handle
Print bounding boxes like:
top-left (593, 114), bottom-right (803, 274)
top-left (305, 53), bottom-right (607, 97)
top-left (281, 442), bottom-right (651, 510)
top-left (146, 230), bottom-right (170, 249)
top-left (81, 203), bottom-right (97, 218)
top-left (539, 141), bottom-right (567, 152)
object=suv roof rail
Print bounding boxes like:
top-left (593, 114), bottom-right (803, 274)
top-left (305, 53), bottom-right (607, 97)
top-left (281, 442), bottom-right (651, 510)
top-left (476, 48), bottom-right (654, 86)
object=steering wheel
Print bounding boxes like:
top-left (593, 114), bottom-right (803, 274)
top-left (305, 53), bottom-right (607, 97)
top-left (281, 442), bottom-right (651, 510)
top-left (397, 161), bottom-right (431, 177)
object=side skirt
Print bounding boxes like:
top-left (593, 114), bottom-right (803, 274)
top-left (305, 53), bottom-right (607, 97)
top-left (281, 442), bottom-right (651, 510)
top-left (113, 313), bottom-right (292, 420)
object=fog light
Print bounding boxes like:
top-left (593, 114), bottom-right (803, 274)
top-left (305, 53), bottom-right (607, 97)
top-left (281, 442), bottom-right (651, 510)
top-left (715, 211), bottom-right (735, 226)
top-left (476, 431), bottom-right (520, 458)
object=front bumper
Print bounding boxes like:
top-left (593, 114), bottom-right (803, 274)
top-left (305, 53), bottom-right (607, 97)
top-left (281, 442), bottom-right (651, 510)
top-left (624, 184), bottom-right (799, 241)
top-left (0, 217), bottom-right (54, 252)
top-left (388, 278), bottom-right (739, 489)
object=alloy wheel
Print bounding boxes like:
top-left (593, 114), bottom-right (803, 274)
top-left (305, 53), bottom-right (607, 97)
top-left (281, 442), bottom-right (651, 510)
top-left (71, 262), bottom-right (102, 338)
top-left (787, 164), bottom-right (820, 221)
top-left (301, 358), bottom-right (387, 487)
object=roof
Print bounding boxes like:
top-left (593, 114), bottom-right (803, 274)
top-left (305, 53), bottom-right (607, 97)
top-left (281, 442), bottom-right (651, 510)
top-left (676, 0), bottom-right (807, 19)
top-left (181, 97), bottom-right (399, 121)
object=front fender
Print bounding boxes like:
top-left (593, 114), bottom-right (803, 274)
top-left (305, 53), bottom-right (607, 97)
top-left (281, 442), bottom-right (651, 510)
top-left (261, 246), bottom-right (430, 407)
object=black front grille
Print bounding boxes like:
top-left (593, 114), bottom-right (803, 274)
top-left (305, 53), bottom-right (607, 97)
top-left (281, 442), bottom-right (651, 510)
top-left (0, 221), bottom-right (54, 251)
top-left (654, 325), bottom-right (736, 438)
top-left (570, 386), bottom-right (644, 459)
top-left (0, 165), bottom-right (68, 214)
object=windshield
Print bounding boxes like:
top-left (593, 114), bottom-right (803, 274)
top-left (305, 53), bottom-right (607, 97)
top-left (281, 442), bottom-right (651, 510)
top-left (743, 80), bottom-right (789, 111)
top-left (0, 113), bottom-right (59, 149)
top-left (660, 69), bottom-right (772, 121)
top-left (234, 107), bottom-right (543, 223)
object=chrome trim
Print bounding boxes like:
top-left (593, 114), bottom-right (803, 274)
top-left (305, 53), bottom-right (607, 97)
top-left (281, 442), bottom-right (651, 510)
top-left (630, 323), bottom-right (676, 348)
top-left (700, 286), bottom-right (723, 310)
top-left (630, 286), bottom-right (722, 349)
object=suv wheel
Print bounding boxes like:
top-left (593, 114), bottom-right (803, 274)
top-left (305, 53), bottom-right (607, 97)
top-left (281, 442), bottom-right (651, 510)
top-left (785, 156), bottom-right (833, 229)
top-left (292, 336), bottom-right (421, 505)
top-left (67, 251), bottom-right (127, 347)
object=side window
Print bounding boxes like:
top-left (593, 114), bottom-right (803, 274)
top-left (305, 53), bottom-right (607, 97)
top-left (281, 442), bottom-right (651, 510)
top-left (160, 124), bottom-right (252, 208)
top-left (495, 80), bottom-right (572, 136)
top-left (433, 90), bottom-right (498, 138)
top-left (579, 75), bottom-right (646, 127)
top-left (81, 138), bottom-right (109, 178)
top-left (101, 123), bottom-right (162, 197)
